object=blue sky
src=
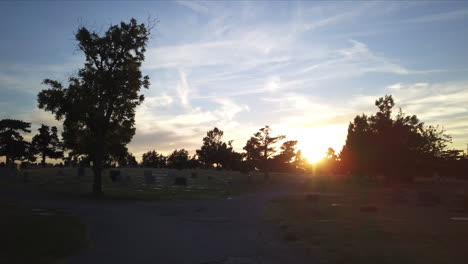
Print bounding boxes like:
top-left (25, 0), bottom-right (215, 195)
top-left (1, 1), bottom-right (468, 161)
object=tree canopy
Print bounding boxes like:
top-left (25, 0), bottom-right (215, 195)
top-left (167, 149), bottom-right (189, 170)
top-left (271, 140), bottom-right (299, 172)
top-left (0, 119), bottom-right (34, 166)
top-left (37, 18), bottom-right (151, 194)
top-left (31, 124), bottom-right (63, 167)
top-left (141, 150), bottom-right (167, 168)
top-left (340, 95), bottom-right (452, 180)
top-left (243, 126), bottom-right (285, 177)
top-left (196, 127), bottom-right (240, 169)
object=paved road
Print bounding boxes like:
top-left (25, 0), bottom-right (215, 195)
top-left (2, 183), bottom-right (317, 264)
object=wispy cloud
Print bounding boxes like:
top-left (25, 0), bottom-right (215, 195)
top-left (401, 9), bottom-right (468, 24)
top-left (2, 1), bottom-right (468, 160)
top-left (176, 71), bottom-right (191, 107)
top-left (176, 0), bottom-right (213, 15)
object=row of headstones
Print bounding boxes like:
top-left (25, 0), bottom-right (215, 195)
top-left (2, 167), bottom-right (230, 186)
top-left (108, 170), bottom-right (202, 186)
top-left (1, 167), bottom-right (86, 183)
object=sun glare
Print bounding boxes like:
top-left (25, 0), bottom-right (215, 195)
top-left (283, 125), bottom-right (346, 164)
top-left (302, 149), bottom-right (325, 164)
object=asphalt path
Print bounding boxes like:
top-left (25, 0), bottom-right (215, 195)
top-left (2, 182), bottom-right (317, 264)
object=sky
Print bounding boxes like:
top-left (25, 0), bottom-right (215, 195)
top-left (1, 0), bottom-right (468, 162)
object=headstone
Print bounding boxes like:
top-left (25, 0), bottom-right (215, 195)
top-left (56, 170), bottom-right (65, 176)
top-left (122, 175), bottom-right (131, 184)
top-left (247, 174), bottom-right (252, 182)
top-left (360, 206), bottom-right (378, 212)
top-left (1, 167), bottom-right (18, 180)
top-left (417, 191), bottom-right (441, 206)
top-left (167, 171), bottom-right (176, 179)
top-left (110, 170), bottom-right (121, 183)
top-left (144, 170), bottom-right (156, 184)
top-left (306, 194), bottom-right (319, 202)
top-left (22, 171), bottom-right (29, 183)
top-left (77, 167), bottom-right (85, 178)
top-left (389, 189), bottom-right (408, 205)
top-left (190, 171), bottom-right (198, 179)
top-left (207, 175), bottom-right (213, 180)
top-left (174, 177), bottom-right (187, 186)
top-left (451, 217), bottom-right (468, 221)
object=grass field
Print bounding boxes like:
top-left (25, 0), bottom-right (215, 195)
top-left (264, 175), bottom-right (468, 264)
top-left (0, 200), bottom-right (87, 264)
top-left (0, 167), bottom-right (283, 200)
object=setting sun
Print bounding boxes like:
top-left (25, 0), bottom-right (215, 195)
top-left (279, 125), bottom-right (347, 164)
top-left (301, 149), bottom-right (325, 164)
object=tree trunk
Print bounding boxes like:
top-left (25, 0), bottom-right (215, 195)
top-left (41, 153), bottom-right (46, 168)
top-left (92, 142), bottom-right (104, 196)
top-left (92, 165), bottom-right (103, 196)
top-left (5, 155), bottom-right (12, 167)
top-left (263, 144), bottom-right (269, 179)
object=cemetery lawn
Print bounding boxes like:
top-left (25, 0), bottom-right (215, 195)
top-left (0, 168), bottom-right (273, 200)
top-left (0, 200), bottom-right (87, 264)
top-left (264, 176), bottom-right (468, 264)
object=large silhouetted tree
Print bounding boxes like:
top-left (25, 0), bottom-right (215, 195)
top-left (141, 150), bottom-right (166, 168)
top-left (197, 127), bottom-right (224, 167)
top-left (31, 124), bottom-right (63, 167)
top-left (272, 140), bottom-right (298, 171)
top-left (196, 127), bottom-right (238, 169)
top-left (0, 119), bottom-right (33, 166)
top-left (117, 152), bottom-right (138, 167)
top-left (244, 126), bottom-right (285, 178)
top-left (37, 19), bottom-right (152, 195)
top-left (167, 149), bottom-right (189, 169)
top-left (340, 95), bottom-right (452, 180)
top-left (292, 150), bottom-right (307, 171)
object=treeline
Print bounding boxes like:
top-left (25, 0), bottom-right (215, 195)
top-left (0, 120), bottom-right (63, 168)
top-left (316, 95), bottom-right (468, 181)
top-left (0, 119), bottom-right (306, 175)
top-left (139, 126), bottom-right (307, 175)
top-left (2, 95), bottom-right (467, 181)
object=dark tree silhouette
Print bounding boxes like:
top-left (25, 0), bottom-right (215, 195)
top-left (188, 155), bottom-right (200, 169)
top-left (196, 127), bottom-right (239, 169)
top-left (244, 126), bottom-right (285, 178)
top-left (271, 140), bottom-right (298, 171)
top-left (292, 150), bottom-right (307, 171)
top-left (325, 147), bottom-right (337, 160)
top-left (0, 119), bottom-right (34, 166)
top-left (167, 149), bottom-right (189, 169)
top-left (117, 152), bottom-right (138, 167)
top-left (316, 147), bottom-right (338, 174)
top-left (141, 150), bottom-right (167, 168)
top-left (243, 137), bottom-right (261, 171)
top-left (340, 95), bottom-right (452, 180)
top-left (31, 124), bottom-right (63, 167)
top-left (197, 127), bottom-right (223, 167)
top-left (37, 19), bottom-right (152, 195)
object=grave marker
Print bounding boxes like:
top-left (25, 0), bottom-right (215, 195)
top-left (144, 170), bottom-right (156, 184)
top-left (174, 177), bottom-right (187, 186)
top-left (418, 191), bottom-right (441, 206)
top-left (1, 168), bottom-right (18, 180)
top-left (110, 170), bottom-right (121, 182)
top-left (77, 167), bottom-right (85, 178)
top-left (360, 206), bottom-right (378, 212)
top-left (122, 175), bottom-right (131, 184)
top-left (22, 171), bottom-right (29, 183)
